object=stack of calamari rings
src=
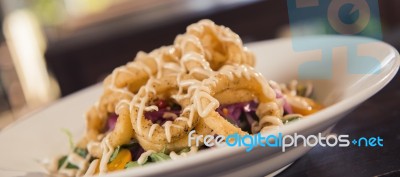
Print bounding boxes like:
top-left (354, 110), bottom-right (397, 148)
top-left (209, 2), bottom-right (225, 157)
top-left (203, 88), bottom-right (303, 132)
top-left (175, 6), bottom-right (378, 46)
top-left (76, 19), bottom-right (284, 175)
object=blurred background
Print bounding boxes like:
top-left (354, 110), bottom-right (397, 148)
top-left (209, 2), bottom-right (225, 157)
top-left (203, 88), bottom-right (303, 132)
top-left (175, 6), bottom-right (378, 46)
top-left (0, 0), bottom-right (399, 129)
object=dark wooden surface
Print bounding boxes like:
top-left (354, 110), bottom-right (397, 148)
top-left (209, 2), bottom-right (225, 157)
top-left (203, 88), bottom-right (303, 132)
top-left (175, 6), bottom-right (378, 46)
top-left (277, 72), bottom-right (400, 177)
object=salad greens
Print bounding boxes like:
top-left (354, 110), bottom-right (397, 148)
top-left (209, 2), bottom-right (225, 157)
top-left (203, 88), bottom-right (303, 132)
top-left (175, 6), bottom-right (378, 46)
top-left (109, 146), bottom-right (121, 163)
top-left (61, 128), bottom-right (74, 150)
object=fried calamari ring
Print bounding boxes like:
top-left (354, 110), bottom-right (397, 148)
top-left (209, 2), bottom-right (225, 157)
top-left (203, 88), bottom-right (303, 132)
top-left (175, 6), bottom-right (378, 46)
top-left (130, 75), bottom-right (201, 145)
top-left (104, 46), bottom-right (181, 90)
top-left (172, 30), bottom-right (257, 103)
top-left (193, 65), bottom-right (283, 136)
top-left (85, 102), bottom-right (135, 158)
top-left (185, 19), bottom-right (255, 70)
top-left (77, 103), bottom-right (110, 149)
top-left (108, 102), bottom-right (135, 147)
top-left (175, 33), bottom-right (213, 79)
top-left (99, 46), bottom-right (181, 114)
top-left (80, 47), bottom-right (182, 147)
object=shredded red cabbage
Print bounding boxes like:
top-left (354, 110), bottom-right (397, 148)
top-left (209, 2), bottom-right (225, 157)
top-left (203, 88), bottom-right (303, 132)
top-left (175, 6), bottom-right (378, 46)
top-left (144, 109), bottom-right (180, 125)
top-left (105, 92), bottom-right (292, 133)
top-left (104, 113), bottom-right (118, 132)
top-left (273, 88), bottom-right (283, 99)
top-left (128, 143), bottom-right (145, 161)
top-left (144, 99), bottom-right (182, 125)
top-left (217, 101), bottom-right (258, 132)
top-left (270, 83), bottom-right (293, 114)
top-left (283, 99), bottom-right (293, 114)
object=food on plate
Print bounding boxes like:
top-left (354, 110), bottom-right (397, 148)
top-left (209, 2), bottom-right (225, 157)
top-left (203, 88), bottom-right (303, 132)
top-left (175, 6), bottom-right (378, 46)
top-left (44, 19), bottom-right (322, 176)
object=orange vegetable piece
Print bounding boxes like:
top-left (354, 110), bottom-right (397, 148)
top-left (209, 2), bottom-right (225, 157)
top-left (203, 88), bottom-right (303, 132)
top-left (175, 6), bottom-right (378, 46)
top-left (286, 95), bottom-right (323, 116)
top-left (107, 149), bottom-right (132, 171)
top-left (94, 149), bottom-right (132, 174)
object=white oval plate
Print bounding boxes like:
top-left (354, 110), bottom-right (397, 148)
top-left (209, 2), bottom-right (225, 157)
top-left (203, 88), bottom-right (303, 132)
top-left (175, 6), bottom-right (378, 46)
top-left (0, 35), bottom-right (398, 177)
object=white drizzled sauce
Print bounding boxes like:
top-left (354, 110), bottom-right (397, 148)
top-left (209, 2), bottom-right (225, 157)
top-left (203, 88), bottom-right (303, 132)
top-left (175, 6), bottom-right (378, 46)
top-left (148, 124), bottom-right (159, 139)
top-left (107, 67), bottom-right (134, 97)
top-left (187, 106), bottom-right (196, 127)
top-left (98, 135), bottom-right (114, 174)
top-left (286, 96), bottom-right (312, 111)
top-left (67, 153), bottom-right (86, 169)
top-left (55, 145), bottom-right (93, 177)
top-left (259, 116), bottom-right (283, 127)
top-left (172, 78), bottom-right (202, 102)
top-left (186, 19), bottom-right (250, 64)
top-left (175, 116), bottom-right (189, 122)
top-left (138, 150), bottom-right (155, 165)
top-left (155, 55), bottom-right (165, 79)
top-left (163, 62), bottom-right (181, 72)
top-left (181, 52), bottom-right (212, 73)
top-left (194, 91), bottom-right (219, 117)
top-left (219, 65), bottom-right (276, 100)
top-left (115, 99), bottom-right (130, 114)
top-left (178, 34), bottom-right (205, 56)
top-left (130, 60), bottom-right (153, 77)
top-left (169, 146), bottom-right (199, 160)
top-left (83, 159), bottom-right (99, 177)
top-left (144, 105), bottom-right (158, 112)
top-left (163, 112), bottom-right (178, 119)
top-left (162, 121), bottom-right (183, 142)
top-left (191, 65), bottom-right (275, 118)
top-left (251, 115), bottom-right (284, 134)
top-left (256, 102), bottom-right (279, 118)
top-left (87, 141), bottom-right (100, 156)
top-left (132, 87), bottom-right (151, 136)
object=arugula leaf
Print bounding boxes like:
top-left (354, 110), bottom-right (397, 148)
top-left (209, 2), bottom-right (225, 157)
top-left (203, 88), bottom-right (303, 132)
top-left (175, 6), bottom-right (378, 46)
top-left (125, 161), bottom-right (141, 169)
top-left (57, 156), bottom-right (67, 169)
top-left (121, 141), bottom-right (137, 148)
top-left (125, 152), bottom-right (170, 169)
top-left (149, 153), bottom-right (171, 162)
top-left (61, 128), bottom-right (74, 150)
top-left (179, 148), bottom-right (190, 154)
top-left (57, 156), bottom-right (79, 169)
top-left (141, 155), bottom-right (149, 165)
top-left (109, 146), bottom-right (121, 163)
top-left (74, 148), bottom-right (88, 158)
top-left (283, 117), bottom-right (300, 124)
top-left (161, 146), bottom-right (167, 154)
